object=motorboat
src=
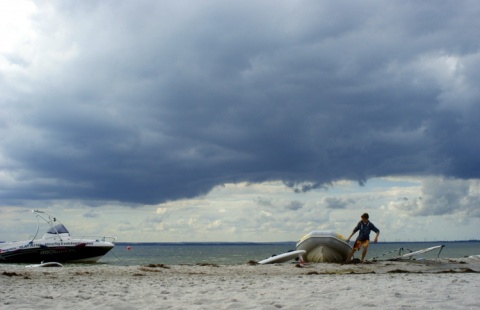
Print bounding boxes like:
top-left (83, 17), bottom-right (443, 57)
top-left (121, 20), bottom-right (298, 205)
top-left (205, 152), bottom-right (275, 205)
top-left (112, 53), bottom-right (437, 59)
top-left (0, 210), bottom-right (116, 263)
top-left (296, 230), bottom-right (352, 263)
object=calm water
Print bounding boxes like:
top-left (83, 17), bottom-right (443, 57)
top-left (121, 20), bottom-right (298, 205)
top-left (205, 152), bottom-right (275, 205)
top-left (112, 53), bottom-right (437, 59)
top-left (99, 241), bottom-right (480, 266)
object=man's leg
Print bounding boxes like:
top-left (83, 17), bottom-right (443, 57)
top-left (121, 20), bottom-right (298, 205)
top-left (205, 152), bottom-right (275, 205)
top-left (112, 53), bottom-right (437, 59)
top-left (345, 248), bottom-right (356, 263)
top-left (361, 245), bottom-right (369, 262)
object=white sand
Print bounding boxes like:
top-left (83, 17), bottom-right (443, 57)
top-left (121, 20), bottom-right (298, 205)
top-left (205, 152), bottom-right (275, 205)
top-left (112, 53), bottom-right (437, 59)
top-left (1, 258), bottom-right (479, 309)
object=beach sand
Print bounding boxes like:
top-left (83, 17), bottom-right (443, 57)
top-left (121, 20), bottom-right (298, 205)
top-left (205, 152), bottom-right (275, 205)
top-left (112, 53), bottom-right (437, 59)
top-left (1, 257), bottom-right (479, 309)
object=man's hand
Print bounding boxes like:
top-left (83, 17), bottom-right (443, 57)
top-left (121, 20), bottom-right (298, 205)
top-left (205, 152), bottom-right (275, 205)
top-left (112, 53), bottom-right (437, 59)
top-left (373, 237), bottom-right (378, 243)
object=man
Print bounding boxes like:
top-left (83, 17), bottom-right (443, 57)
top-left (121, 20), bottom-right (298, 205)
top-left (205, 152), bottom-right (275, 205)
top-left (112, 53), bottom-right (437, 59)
top-left (345, 213), bottom-right (380, 263)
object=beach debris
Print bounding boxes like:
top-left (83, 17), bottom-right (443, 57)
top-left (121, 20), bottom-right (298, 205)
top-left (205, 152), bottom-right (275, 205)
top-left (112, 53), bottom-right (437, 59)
top-left (140, 264), bottom-right (171, 272)
top-left (2, 271), bottom-right (20, 277)
top-left (387, 269), bottom-right (411, 273)
top-left (133, 273), bottom-right (146, 276)
top-left (344, 258), bottom-right (362, 264)
top-left (196, 263), bottom-right (220, 267)
top-left (145, 264), bottom-right (170, 269)
top-left (438, 268), bottom-right (478, 273)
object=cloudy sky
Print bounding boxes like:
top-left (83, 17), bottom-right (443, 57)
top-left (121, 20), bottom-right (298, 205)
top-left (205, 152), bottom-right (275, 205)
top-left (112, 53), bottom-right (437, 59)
top-left (1, 0), bottom-right (479, 243)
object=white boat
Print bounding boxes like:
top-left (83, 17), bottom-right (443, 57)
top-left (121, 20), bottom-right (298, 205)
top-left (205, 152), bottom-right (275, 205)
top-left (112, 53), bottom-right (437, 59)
top-left (258, 250), bottom-right (306, 265)
top-left (25, 262), bottom-right (64, 268)
top-left (378, 245), bottom-right (445, 261)
top-left (296, 230), bottom-right (352, 263)
top-left (0, 210), bottom-right (116, 264)
top-left (401, 245), bottom-right (444, 259)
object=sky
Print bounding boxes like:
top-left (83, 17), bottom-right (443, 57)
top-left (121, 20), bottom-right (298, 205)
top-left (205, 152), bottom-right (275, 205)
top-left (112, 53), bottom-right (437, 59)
top-left (1, 0), bottom-right (479, 243)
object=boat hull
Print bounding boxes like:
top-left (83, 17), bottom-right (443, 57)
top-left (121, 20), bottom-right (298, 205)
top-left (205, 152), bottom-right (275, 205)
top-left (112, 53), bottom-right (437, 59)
top-left (296, 230), bottom-right (352, 263)
top-left (0, 243), bottom-right (114, 263)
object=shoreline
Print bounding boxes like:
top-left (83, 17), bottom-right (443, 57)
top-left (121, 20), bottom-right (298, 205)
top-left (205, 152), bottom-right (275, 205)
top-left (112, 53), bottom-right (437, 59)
top-left (2, 257), bottom-right (480, 309)
top-left (2, 257), bottom-right (480, 275)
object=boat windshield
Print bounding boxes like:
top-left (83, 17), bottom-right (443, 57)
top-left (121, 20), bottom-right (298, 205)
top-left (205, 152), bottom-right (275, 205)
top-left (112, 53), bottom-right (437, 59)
top-left (46, 224), bottom-right (70, 234)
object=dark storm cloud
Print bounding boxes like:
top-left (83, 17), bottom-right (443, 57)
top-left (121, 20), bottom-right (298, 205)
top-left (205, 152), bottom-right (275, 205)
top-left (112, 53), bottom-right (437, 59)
top-left (1, 0), bottom-right (479, 205)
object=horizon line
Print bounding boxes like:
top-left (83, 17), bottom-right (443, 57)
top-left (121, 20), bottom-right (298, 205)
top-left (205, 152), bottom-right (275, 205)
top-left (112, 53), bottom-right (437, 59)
top-left (113, 239), bottom-right (480, 244)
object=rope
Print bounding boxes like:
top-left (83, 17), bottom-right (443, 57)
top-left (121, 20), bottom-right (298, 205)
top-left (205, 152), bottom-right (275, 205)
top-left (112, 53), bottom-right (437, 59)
top-left (369, 247), bottom-right (404, 261)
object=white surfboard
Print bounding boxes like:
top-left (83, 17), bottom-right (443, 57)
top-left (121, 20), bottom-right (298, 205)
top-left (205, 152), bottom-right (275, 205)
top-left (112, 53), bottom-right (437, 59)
top-left (401, 245), bottom-right (444, 258)
top-left (258, 250), bottom-right (306, 264)
top-left (25, 262), bottom-right (64, 268)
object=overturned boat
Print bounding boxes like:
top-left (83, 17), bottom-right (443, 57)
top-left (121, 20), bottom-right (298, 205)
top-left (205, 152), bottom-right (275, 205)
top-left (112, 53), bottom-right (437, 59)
top-left (0, 210), bottom-right (116, 263)
top-left (296, 230), bottom-right (352, 263)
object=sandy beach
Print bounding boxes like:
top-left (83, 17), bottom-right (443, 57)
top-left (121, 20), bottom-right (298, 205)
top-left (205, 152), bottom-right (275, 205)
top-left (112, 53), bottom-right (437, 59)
top-left (1, 257), bottom-right (479, 310)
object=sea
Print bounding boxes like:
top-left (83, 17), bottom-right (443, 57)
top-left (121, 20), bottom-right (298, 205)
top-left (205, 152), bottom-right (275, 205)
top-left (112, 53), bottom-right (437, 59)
top-left (99, 241), bottom-right (480, 266)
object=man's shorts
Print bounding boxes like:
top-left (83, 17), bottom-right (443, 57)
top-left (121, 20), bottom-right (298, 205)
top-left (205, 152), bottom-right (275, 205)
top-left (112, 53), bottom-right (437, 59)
top-left (353, 239), bottom-right (369, 250)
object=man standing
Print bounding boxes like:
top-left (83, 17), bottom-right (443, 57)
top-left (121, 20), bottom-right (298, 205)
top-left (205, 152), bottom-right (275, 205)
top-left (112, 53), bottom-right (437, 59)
top-left (345, 213), bottom-right (380, 263)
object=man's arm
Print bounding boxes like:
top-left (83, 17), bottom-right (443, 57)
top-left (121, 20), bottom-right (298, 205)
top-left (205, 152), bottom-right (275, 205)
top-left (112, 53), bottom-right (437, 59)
top-left (371, 223), bottom-right (380, 243)
top-left (346, 231), bottom-right (355, 242)
top-left (346, 224), bottom-right (359, 242)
